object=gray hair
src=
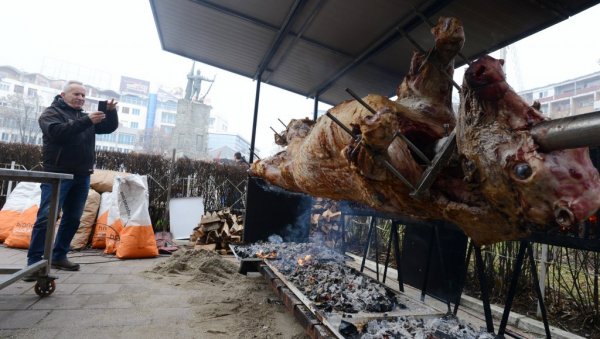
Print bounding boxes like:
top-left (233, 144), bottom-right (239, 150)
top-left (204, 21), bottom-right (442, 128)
top-left (62, 80), bottom-right (84, 92)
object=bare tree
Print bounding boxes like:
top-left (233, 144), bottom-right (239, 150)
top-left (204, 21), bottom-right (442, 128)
top-left (139, 126), bottom-right (174, 156)
top-left (0, 93), bottom-right (42, 144)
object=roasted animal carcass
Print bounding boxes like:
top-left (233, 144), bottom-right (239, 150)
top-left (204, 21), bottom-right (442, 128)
top-left (250, 17), bottom-right (600, 244)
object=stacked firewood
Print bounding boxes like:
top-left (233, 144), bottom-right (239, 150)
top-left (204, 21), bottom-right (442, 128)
top-left (311, 198), bottom-right (342, 248)
top-left (190, 208), bottom-right (244, 254)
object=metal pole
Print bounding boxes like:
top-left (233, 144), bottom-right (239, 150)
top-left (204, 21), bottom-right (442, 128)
top-left (374, 221), bottom-right (379, 281)
top-left (164, 148), bottom-right (176, 230)
top-left (531, 110), bottom-right (600, 152)
top-left (7, 161), bottom-right (15, 195)
top-left (383, 222), bottom-right (394, 283)
top-left (498, 241), bottom-right (528, 336)
top-left (433, 224), bottom-right (452, 314)
top-left (360, 217), bottom-right (375, 273)
top-left (420, 225), bottom-right (435, 302)
top-left (43, 181), bottom-right (61, 276)
top-left (474, 245), bottom-right (495, 333)
top-left (249, 74), bottom-right (262, 163)
top-left (537, 244), bottom-right (548, 317)
top-left (527, 243), bottom-right (551, 338)
top-left (186, 175), bottom-right (191, 197)
top-left (313, 95), bottom-right (319, 121)
top-left (392, 222), bottom-right (404, 292)
top-left (454, 241), bottom-right (473, 315)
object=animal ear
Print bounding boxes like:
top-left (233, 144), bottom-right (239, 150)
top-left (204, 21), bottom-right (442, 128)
top-left (499, 59), bottom-right (505, 66)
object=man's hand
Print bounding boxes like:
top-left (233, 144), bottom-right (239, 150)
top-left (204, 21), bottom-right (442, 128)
top-left (107, 98), bottom-right (118, 111)
top-left (88, 111), bottom-right (106, 124)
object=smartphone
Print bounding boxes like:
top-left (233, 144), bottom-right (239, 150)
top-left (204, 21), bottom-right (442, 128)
top-left (98, 100), bottom-right (108, 113)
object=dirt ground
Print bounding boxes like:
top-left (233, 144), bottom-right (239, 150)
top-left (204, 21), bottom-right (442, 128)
top-left (143, 249), bottom-right (309, 339)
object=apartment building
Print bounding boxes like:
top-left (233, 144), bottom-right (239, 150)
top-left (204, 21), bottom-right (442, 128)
top-left (519, 71), bottom-right (600, 119)
top-left (0, 66), bottom-right (179, 154)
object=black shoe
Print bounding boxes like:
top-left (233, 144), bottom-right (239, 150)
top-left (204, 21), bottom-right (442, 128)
top-left (51, 259), bottom-right (80, 271)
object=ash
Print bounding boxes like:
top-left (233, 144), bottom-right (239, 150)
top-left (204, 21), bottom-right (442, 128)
top-left (361, 315), bottom-right (495, 339)
top-left (278, 261), bottom-right (398, 313)
top-left (266, 243), bottom-right (396, 313)
top-left (233, 242), bottom-right (345, 262)
top-left (233, 242), bottom-right (281, 258)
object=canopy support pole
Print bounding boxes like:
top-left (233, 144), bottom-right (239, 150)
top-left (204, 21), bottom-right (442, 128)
top-left (249, 73), bottom-right (262, 163)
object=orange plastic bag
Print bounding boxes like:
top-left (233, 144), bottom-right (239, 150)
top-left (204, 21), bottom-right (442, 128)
top-left (104, 190), bottom-right (123, 255)
top-left (91, 192), bottom-right (113, 248)
top-left (114, 175), bottom-right (158, 259)
top-left (0, 182), bottom-right (41, 242)
top-left (4, 205), bottom-right (39, 249)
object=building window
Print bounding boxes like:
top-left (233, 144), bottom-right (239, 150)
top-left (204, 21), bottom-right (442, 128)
top-left (130, 122), bottom-right (139, 129)
top-left (13, 85), bottom-right (24, 94)
top-left (118, 133), bottom-right (136, 145)
top-left (27, 88), bottom-right (37, 97)
top-left (121, 107), bottom-right (130, 114)
top-left (0, 82), bottom-right (9, 91)
top-left (132, 108), bottom-right (140, 116)
top-left (161, 112), bottom-right (177, 124)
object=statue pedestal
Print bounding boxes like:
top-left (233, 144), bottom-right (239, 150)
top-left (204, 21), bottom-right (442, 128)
top-left (170, 99), bottom-right (211, 160)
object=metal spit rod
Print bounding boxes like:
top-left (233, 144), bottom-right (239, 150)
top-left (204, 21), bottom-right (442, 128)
top-left (531, 110), bottom-right (600, 152)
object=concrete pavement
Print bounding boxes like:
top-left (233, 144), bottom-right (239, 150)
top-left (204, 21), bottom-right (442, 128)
top-left (0, 246), bottom-right (204, 338)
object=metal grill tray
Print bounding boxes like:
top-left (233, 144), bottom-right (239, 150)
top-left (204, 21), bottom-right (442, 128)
top-left (263, 259), bottom-right (444, 338)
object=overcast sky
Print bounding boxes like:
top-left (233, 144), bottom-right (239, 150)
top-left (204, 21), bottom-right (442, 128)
top-left (1, 1), bottom-right (599, 156)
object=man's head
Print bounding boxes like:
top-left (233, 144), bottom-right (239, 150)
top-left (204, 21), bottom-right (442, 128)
top-left (61, 80), bottom-right (86, 110)
top-left (234, 152), bottom-right (242, 160)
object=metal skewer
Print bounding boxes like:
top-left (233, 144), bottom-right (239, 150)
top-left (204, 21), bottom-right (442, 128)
top-left (344, 88), bottom-right (431, 165)
top-left (325, 112), bottom-right (416, 191)
top-left (277, 118), bottom-right (287, 128)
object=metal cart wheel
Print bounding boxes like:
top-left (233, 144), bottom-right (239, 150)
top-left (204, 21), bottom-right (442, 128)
top-left (34, 279), bottom-right (56, 297)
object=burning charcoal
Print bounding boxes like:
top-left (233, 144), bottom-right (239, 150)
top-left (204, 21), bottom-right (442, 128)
top-left (339, 320), bottom-right (359, 337)
top-left (361, 315), bottom-right (495, 339)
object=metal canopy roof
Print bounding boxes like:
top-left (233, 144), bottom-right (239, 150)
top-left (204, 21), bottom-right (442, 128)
top-left (150, 0), bottom-right (599, 106)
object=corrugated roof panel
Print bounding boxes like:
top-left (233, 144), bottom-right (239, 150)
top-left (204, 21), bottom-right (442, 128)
top-left (151, 0), bottom-right (600, 106)
top-left (154, 0), bottom-right (276, 77)
top-left (266, 38), bottom-right (352, 99)
top-left (300, 0), bottom-right (417, 55)
top-left (199, 0), bottom-right (296, 27)
top-left (320, 62), bottom-right (400, 105)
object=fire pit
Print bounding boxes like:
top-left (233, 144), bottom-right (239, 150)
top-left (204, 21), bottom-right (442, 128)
top-left (232, 242), bottom-right (469, 338)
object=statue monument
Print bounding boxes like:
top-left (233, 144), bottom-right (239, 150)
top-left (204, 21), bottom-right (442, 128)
top-left (171, 62), bottom-right (216, 160)
top-left (184, 63), bottom-right (215, 102)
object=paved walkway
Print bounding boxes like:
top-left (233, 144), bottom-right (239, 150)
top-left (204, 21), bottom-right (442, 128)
top-left (0, 246), bottom-right (207, 338)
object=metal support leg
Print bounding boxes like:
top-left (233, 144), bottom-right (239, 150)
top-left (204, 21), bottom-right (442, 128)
top-left (340, 212), bottom-right (346, 254)
top-left (526, 243), bottom-right (551, 338)
top-left (392, 222), bottom-right (404, 292)
top-left (420, 225), bottom-right (435, 302)
top-left (498, 241), bottom-right (528, 336)
top-left (383, 222), bottom-right (395, 283)
top-left (454, 241), bottom-right (473, 315)
top-left (374, 221), bottom-right (380, 281)
top-left (433, 224), bottom-right (452, 314)
top-left (360, 217), bottom-right (376, 273)
top-left (42, 181), bottom-right (61, 277)
top-left (474, 245), bottom-right (495, 333)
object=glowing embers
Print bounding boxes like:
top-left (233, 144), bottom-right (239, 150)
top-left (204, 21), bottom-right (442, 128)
top-left (297, 254), bottom-right (313, 266)
top-left (256, 250), bottom-right (278, 259)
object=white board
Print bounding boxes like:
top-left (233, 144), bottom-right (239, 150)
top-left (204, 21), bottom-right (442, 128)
top-left (169, 197), bottom-right (204, 239)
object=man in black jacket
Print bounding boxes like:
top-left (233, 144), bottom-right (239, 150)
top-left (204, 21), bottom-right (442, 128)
top-left (26, 80), bottom-right (118, 278)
